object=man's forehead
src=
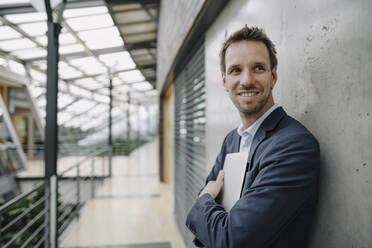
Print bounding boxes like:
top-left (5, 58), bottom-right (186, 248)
top-left (225, 40), bottom-right (270, 64)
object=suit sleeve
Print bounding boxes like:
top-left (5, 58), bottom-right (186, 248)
top-left (191, 133), bottom-right (230, 247)
top-left (186, 132), bottom-right (320, 248)
top-left (204, 133), bottom-right (230, 183)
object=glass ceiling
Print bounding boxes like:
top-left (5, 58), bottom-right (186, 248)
top-left (0, 0), bottom-right (159, 144)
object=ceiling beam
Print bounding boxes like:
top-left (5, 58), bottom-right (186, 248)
top-left (24, 46), bottom-right (126, 62)
top-left (139, 2), bottom-right (158, 25)
top-left (64, 64), bottom-right (155, 81)
top-left (24, 41), bottom-right (156, 62)
top-left (116, 19), bottom-right (154, 27)
top-left (105, 0), bottom-right (160, 5)
top-left (109, 5), bottom-right (156, 15)
top-left (0, 0), bottom-right (105, 15)
top-left (0, 16), bottom-right (113, 98)
top-left (125, 40), bottom-right (156, 50)
top-left (0, 5), bottom-right (35, 15)
top-left (60, 102), bottom-right (100, 126)
top-left (120, 30), bottom-right (157, 37)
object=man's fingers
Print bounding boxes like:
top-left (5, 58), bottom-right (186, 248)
top-left (217, 170), bottom-right (224, 183)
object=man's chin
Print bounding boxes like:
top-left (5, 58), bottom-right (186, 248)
top-left (236, 96), bottom-right (271, 116)
top-left (239, 107), bottom-right (261, 116)
top-left (238, 101), bottom-right (268, 115)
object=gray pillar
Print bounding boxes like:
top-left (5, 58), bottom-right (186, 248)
top-left (44, 1), bottom-right (64, 246)
top-left (45, 7), bottom-right (61, 188)
top-left (126, 92), bottom-right (131, 151)
top-left (108, 78), bottom-right (112, 176)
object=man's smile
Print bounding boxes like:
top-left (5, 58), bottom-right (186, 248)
top-left (237, 90), bottom-right (260, 98)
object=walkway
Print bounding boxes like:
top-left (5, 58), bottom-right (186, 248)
top-left (58, 139), bottom-right (186, 248)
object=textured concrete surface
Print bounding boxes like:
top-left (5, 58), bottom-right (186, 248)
top-left (157, 0), bottom-right (206, 91)
top-left (204, 0), bottom-right (372, 247)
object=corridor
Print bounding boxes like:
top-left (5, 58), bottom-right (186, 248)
top-left (59, 140), bottom-right (185, 248)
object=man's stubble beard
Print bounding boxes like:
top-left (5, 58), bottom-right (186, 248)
top-left (236, 89), bottom-right (271, 116)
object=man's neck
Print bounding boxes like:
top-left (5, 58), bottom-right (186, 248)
top-left (240, 102), bottom-right (275, 129)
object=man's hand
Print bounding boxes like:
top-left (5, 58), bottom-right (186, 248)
top-left (199, 170), bottom-right (224, 199)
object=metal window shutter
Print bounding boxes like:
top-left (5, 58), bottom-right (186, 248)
top-left (174, 41), bottom-right (206, 247)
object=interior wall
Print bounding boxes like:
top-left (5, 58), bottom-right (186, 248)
top-left (0, 83), bottom-right (8, 107)
top-left (157, 0), bottom-right (206, 91)
top-left (205, 0), bottom-right (372, 247)
top-left (11, 114), bottom-right (28, 144)
top-left (163, 84), bottom-right (174, 185)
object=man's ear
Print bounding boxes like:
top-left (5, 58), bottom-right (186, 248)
top-left (271, 66), bottom-right (278, 89)
top-left (222, 72), bottom-right (228, 92)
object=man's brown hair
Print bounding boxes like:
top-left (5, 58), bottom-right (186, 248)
top-left (219, 25), bottom-right (278, 73)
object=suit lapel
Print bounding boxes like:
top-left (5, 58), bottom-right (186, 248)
top-left (247, 107), bottom-right (287, 168)
top-left (232, 130), bottom-right (241, 153)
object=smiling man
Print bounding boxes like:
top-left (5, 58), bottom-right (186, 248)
top-left (186, 26), bottom-right (320, 248)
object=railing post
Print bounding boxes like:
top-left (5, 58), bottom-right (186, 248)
top-left (76, 163), bottom-right (80, 217)
top-left (44, 1), bottom-right (64, 246)
top-left (108, 146), bottom-right (112, 177)
top-left (102, 152), bottom-right (105, 177)
top-left (49, 175), bottom-right (57, 248)
top-left (44, 184), bottom-right (50, 248)
top-left (108, 76), bottom-right (113, 178)
top-left (126, 92), bottom-right (131, 153)
top-left (91, 158), bottom-right (95, 198)
top-left (0, 212), bottom-right (3, 247)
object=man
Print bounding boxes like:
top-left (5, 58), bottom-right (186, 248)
top-left (186, 26), bottom-right (320, 248)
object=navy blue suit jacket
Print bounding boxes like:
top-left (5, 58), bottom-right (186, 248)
top-left (186, 107), bottom-right (320, 248)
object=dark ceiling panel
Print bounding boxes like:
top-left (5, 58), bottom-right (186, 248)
top-left (106, 0), bottom-right (159, 88)
top-left (105, 0), bottom-right (160, 5)
top-left (114, 10), bottom-right (150, 23)
top-left (118, 22), bottom-right (156, 34)
top-left (123, 32), bottom-right (156, 43)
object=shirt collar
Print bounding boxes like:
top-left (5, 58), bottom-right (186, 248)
top-left (237, 104), bottom-right (280, 138)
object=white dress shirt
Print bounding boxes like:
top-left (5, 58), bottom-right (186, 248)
top-left (237, 104), bottom-right (280, 152)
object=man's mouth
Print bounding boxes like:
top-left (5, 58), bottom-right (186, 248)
top-left (238, 91), bottom-right (259, 97)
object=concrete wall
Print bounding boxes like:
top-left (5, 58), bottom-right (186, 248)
top-left (204, 0), bottom-right (372, 247)
top-left (157, 0), bottom-right (206, 91)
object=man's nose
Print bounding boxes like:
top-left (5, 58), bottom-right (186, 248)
top-left (240, 69), bottom-right (254, 86)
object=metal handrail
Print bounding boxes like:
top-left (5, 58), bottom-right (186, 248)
top-left (22, 144), bottom-right (103, 151)
top-left (59, 146), bottom-right (109, 175)
top-left (3, 208), bottom-right (47, 248)
top-left (58, 202), bottom-right (71, 213)
top-left (23, 143), bottom-right (102, 160)
top-left (22, 143), bottom-right (99, 148)
top-left (57, 205), bottom-right (74, 224)
top-left (1, 195), bottom-right (46, 233)
top-left (19, 221), bottom-right (47, 248)
top-left (0, 182), bottom-right (44, 214)
top-left (34, 232), bottom-right (47, 248)
top-left (57, 212), bottom-right (74, 237)
top-left (0, 144), bottom-right (112, 247)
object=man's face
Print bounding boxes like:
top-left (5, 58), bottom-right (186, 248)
top-left (222, 40), bottom-right (277, 118)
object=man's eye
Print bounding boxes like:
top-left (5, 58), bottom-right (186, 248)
top-left (254, 65), bottom-right (265, 71)
top-left (230, 68), bottom-right (241, 73)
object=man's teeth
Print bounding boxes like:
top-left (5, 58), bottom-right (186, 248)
top-left (240, 92), bottom-right (258, 96)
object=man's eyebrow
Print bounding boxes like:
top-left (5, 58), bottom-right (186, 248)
top-left (226, 64), bottom-right (240, 70)
top-left (227, 61), bottom-right (268, 69)
top-left (253, 61), bottom-right (268, 66)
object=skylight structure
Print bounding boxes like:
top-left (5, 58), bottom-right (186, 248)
top-left (0, 0), bottom-right (159, 144)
